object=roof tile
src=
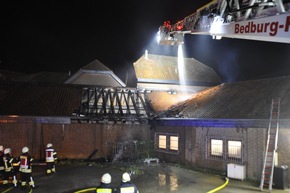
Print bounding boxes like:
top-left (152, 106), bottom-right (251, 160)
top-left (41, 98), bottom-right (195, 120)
top-left (159, 76), bottom-right (290, 119)
top-left (133, 54), bottom-right (221, 84)
top-left (0, 82), bottom-right (82, 117)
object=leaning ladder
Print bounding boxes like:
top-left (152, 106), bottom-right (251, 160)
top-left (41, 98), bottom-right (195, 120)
top-left (259, 97), bottom-right (281, 192)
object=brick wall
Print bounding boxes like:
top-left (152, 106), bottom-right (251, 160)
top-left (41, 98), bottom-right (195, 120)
top-left (154, 125), bottom-right (290, 181)
top-left (0, 122), bottom-right (151, 161)
top-left (1, 120), bottom-right (290, 182)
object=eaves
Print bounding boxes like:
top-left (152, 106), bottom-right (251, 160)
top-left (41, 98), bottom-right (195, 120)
top-left (149, 118), bottom-right (290, 128)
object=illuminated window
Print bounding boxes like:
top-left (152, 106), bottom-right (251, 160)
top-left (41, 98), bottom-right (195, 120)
top-left (207, 137), bottom-right (243, 163)
top-left (211, 139), bottom-right (223, 156)
top-left (159, 135), bottom-right (166, 149)
top-left (156, 133), bottom-right (179, 154)
top-left (228, 140), bottom-right (242, 159)
top-left (170, 136), bottom-right (178, 150)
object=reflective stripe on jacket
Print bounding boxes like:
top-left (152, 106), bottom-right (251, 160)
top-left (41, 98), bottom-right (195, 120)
top-left (96, 188), bottom-right (114, 193)
top-left (19, 153), bottom-right (33, 173)
top-left (116, 182), bottom-right (139, 193)
top-left (96, 183), bottom-right (115, 193)
top-left (46, 148), bottom-right (57, 162)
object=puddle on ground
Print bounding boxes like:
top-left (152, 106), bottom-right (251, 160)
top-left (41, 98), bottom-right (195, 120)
top-left (158, 173), bottom-right (178, 191)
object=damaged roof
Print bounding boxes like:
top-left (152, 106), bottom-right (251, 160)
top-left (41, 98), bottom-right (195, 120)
top-left (133, 54), bottom-right (222, 86)
top-left (0, 59), bottom-right (126, 119)
top-left (156, 76), bottom-right (290, 120)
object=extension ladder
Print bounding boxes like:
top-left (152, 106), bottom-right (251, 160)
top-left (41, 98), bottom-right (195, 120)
top-left (259, 98), bottom-right (281, 192)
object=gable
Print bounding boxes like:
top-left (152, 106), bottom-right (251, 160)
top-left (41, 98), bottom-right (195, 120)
top-left (65, 59), bottom-right (126, 87)
top-left (133, 54), bottom-right (222, 86)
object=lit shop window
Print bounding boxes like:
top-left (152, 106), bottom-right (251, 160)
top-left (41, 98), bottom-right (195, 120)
top-left (211, 139), bottom-right (223, 156)
top-left (170, 136), bottom-right (179, 151)
top-left (159, 135), bottom-right (166, 149)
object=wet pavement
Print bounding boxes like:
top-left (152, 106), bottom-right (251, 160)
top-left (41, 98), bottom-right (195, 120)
top-left (1, 161), bottom-right (290, 193)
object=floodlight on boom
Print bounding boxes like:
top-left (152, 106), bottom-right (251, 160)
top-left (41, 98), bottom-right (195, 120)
top-left (156, 26), bottom-right (184, 46)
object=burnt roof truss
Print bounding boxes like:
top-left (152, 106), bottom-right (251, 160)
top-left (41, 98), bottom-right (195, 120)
top-left (74, 87), bottom-right (150, 124)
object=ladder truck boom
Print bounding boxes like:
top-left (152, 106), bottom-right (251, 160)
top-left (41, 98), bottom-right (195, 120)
top-left (157, 0), bottom-right (290, 45)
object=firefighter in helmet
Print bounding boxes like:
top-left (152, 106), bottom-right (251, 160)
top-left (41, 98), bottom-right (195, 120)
top-left (116, 172), bottom-right (139, 193)
top-left (96, 173), bottom-right (115, 193)
top-left (18, 146), bottom-right (35, 189)
top-left (45, 143), bottom-right (57, 175)
top-left (3, 148), bottom-right (17, 187)
top-left (0, 145), bottom-right (4, 183)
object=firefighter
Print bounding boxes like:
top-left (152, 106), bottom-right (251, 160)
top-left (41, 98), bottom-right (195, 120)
top-left (45, 143), bottom-right (57, 175)
top-left (96, 173), bottom-right (115, 193)
top-left (18, 146), bottom-right (35, 190)
top-left (3, 148), bottom-right (17, 187)
top-left (116, 172), bottom-right (139, 193)
top-left (0, 145), bottom-right (4, 182)
top-left (163, 20), bottom-right (171, 34)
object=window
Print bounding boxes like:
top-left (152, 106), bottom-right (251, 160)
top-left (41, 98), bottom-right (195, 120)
top-left (228, 140), bottom-right (242, 159)
top-left (159, 135), bottom-right (166, 149)
top-left (211, 139), bottom-right (223, 156)
top-left (156, 133), bottom-right (179, 153)
top-left (207, 137), bottom-right (242, 163)
top-left (170, 136), bottom-right (178, 150)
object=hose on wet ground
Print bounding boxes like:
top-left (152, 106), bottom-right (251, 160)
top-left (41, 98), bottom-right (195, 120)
top-left (74, 187), bottom-right (97, 193)
top-left (1, 176), bottom-right (229, 193)
top-left (0, 186), bottom-right (96, 193)
top-left (0, 187), bottom-right (14, 193)
top-left (0, 186), bottom-right (32, 193)
top-left (207, 177), bottom-right (229, 193)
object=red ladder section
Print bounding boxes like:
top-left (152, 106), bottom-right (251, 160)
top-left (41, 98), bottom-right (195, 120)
top-left (259, 98), bottom-right (280, 192)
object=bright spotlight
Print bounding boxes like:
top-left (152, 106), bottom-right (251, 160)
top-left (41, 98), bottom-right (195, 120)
top-left (156, 26), bottom-right (184, 46)
top-left (209, 16), bottom-right (224, 40)
top-left (156, 30), bottom-right (161, 44)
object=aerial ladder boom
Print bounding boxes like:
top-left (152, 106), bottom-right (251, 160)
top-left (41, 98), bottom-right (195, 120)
top-left (157, 0), bottom-right (290, 45)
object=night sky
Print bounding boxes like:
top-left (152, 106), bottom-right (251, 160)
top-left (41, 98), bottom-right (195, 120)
top-left (1, 0), bottom-right (290, 84)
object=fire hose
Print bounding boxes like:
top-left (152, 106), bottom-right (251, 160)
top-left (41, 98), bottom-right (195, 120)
top-left (74, 187), bottom-right (97, 193)
top-left (207, 177), bottom-right (229, 193)
top-left (0, 187), bottom-right (33, 193)
top-left (0, 187), bottom-right (14, 193)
